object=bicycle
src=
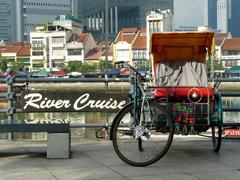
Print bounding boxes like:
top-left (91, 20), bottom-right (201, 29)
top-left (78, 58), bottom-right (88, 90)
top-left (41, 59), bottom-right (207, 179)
top-left (111, 64), bottom-right (174, 167)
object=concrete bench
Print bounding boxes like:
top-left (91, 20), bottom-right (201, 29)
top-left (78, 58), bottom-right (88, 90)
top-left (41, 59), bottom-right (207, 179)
top-left (0, 124), bottom-right (71, 158)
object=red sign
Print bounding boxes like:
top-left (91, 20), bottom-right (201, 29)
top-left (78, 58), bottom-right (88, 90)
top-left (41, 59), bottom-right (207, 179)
top-left (224, 129), bottom-right (240, 137)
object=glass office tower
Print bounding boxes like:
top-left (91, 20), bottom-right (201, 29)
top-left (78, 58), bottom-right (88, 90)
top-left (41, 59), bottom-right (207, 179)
top-left (77, 0), bottom-right (174, 40)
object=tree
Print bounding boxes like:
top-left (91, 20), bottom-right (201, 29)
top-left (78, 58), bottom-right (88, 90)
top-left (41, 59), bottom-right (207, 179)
top-left (0, 56), bottom-right (8, 72)
top-left (65, 61), bottom-right (83, 72)
top-left (98, 60), bottom-right (113, 72)
top-left (10, 58), bottom-right (25, 72)
top-left (80, 63), bottom-right (97, 73)
top-left (206, 56), bottom-right (223, 72)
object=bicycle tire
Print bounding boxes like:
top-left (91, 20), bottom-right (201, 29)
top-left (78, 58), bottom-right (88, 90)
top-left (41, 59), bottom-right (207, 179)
top-left (112, 100), bottom-right (173, 166)
top-left (211, 93), bottom-right (223, 152)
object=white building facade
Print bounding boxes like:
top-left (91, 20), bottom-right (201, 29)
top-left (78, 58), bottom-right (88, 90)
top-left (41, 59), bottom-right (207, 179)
top-left (30, 16), bottom-right (93, 72)
top-left (146, 9), bottom-right (174, 57)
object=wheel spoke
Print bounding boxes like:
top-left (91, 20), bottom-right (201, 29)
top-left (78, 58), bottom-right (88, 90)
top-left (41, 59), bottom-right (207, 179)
top-left (112, 101), bottom-right (173, 166)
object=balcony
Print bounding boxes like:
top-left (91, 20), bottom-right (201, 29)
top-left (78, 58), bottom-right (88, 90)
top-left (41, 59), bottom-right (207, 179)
top-left (51, 54), bottom-right (65, 60)
top-left (222, 55), bottom-right (240, 60)
top-left (51, 43), bottom-right (65, 48)
top-left (31, 56), bottom-right (44, 60)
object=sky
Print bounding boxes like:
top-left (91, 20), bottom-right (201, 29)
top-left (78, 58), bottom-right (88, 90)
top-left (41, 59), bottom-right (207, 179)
top-left (174, 0), bottom-right (204, 28)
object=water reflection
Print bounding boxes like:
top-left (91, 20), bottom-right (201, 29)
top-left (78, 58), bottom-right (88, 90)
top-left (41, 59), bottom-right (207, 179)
top-left (222, 97), bottom-right (240, 123)
top-left (1, 97), bottom-right (240, 140)
top-left (0, 111), bottom-right (116, 140)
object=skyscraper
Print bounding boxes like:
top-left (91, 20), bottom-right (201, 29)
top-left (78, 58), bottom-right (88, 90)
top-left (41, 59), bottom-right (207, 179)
top-left (12, 0), bottom-right (73, 41)
top-left (217, 0), bottom-right (231, 33)
top-left (77, 0), bottom-right (174, 40)
top-left (204, 0), bottom-right (217, 29)
top-left (230, 0), bottom-right (240, 37)
top-left (0, 0), bottom-right (13, 41)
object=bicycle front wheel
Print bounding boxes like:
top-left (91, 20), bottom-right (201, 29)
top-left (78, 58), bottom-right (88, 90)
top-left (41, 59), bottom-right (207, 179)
top-left (112, 100), bottom-right (173, 166)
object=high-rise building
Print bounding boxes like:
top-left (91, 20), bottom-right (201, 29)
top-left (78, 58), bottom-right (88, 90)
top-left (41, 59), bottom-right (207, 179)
top-left (0, 0), bottom-right (14, 41)
top-left (146, 9), bottom-right (174, 55)
top-left (229, 0), bottom-right (240, 37)
top-left (217, 0), bottom-right (231, 33)
top-left (204, 0), bottom-right (217, 29)
top-left (13, 0), bottom-right (73, 41)
top-left (77, 0), bottom-right (174, 40)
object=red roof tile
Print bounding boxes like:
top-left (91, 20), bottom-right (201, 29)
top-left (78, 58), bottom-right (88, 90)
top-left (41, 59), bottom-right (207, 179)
top-left (121, 28), bottom-right (138, 33)
top-left (215, 38), bottom-right (225, 46)
top-left (85, 48), bottom-right (102, 60)
top-left (69, 33), bottom-right (89, 44)
top-left (18, 46), bottom-right (30, 56)
top-left (115, 28), bottom-right (139, 44)
top-left (214, 33), bottom-right (230, 46)
top-left (3, 46), bottom-right (22, 53)
top-left (132, 28), bottom-right (147, 49)
top-left (1, 42), bottom-right (30, 56)
top-left (222, 38), bottom-right (240, 51)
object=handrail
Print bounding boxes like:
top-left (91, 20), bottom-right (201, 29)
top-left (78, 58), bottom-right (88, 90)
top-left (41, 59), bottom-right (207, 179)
top-left (0, 77), bottom-right (129, 83)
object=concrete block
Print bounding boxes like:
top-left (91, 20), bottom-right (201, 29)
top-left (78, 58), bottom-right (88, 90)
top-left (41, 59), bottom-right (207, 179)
top-left (47, 133), bottom-right (71, 159)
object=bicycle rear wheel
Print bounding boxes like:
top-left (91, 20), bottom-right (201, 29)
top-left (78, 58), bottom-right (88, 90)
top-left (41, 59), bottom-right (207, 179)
top-left (112, 100), bottom-right (173, 166)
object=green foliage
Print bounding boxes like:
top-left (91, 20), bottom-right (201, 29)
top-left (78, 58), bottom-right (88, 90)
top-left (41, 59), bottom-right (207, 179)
top-left (10, 58), bottom-right (25, 72)
top-left (206, 57), bottom-right (223, 72)
top-left (98, 60), bottom-right (113, 72)
top-left (80, 63), bottom-right (98, 73)
top-left (66, 61), bottom-right (83, 72)
top-left (0, 56), bottom-right (8, 72)
top-left (60, 60), bottom-right (116, 74)
top-left (60, 61), bottom-right (98, 73)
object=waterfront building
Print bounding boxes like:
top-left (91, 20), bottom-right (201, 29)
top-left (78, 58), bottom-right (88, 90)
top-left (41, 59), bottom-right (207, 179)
top-left (221, 38), bottom-right (240, 69)
top-left (132, 28), bottom-right (148, 69)
top-left (0, 42), bottom-right (31, 70)
top-left (146, 9), bottom-right (173, 57)
top-left (113, 28), bottom-right (138, 68)
top-left (214, 32), bottom-right (231, 61)
top-left (30, 15), bottom-right (96, 72)
top-left (204, 0), bottom-right (217, 30)
top-left (76, 0), bottom-right (174, 40)
top-left (112, 27), bottom-right (150, 69)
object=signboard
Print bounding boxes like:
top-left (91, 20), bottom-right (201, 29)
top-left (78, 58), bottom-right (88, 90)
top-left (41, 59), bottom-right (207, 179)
top-left (224, 129), bottom-right (240, 138)
top-left (21, 91), bottom-right (129, 113)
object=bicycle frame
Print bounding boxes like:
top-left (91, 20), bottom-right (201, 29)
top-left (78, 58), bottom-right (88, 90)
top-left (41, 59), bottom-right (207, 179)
top-left (129, 71), bottom-right (152, 127)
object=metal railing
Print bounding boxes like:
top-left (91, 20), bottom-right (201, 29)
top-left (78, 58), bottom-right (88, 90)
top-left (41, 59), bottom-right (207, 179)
top-left (1, 75), bottom-right (240, 139)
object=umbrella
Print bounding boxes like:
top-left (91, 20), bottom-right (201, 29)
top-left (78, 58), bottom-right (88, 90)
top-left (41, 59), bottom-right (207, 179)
top-left (31, 71), bottom-right (51, 77)
top-left (119, 68), bottom-right (130, 76)
top-left (106, 69), bottom-right (120, 76)
top-left (68, 72), bottom-right (83, 78)
top-left (15, 71), bottom-right (30, 78)
top-left (52, 70), bottom-right (68, 77)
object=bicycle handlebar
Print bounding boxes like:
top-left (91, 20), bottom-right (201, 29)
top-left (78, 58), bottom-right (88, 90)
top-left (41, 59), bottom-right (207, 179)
top-left (127, 64), bottom-right (145, 81)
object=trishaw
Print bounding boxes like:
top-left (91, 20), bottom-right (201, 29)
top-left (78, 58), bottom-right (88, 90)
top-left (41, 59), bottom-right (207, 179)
top-left (111, 32), bottom-right (223, 167)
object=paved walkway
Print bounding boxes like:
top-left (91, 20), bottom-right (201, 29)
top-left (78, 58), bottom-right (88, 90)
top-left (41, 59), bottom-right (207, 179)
top-left (0, 136), bottom-right (239, 180)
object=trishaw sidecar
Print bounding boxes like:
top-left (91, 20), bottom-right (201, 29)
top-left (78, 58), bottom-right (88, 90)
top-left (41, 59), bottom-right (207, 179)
top-left (111, 32), bottom-right (223, 167)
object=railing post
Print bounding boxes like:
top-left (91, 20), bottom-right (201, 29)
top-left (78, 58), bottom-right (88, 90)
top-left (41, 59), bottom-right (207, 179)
top-left (5, 69), bottom-right (15, 140)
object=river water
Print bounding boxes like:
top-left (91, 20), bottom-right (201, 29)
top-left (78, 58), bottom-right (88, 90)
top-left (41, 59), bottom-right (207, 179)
top-left (0, 96), bottom-right (240, 140)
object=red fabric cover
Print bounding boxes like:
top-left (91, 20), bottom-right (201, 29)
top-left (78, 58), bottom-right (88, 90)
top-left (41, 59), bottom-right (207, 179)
top-left (154, 87), bottom-right (214, 100)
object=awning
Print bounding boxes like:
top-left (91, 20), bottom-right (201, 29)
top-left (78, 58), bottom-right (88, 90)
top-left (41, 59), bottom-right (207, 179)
top-left (224, 66), bottom-right (240, 74)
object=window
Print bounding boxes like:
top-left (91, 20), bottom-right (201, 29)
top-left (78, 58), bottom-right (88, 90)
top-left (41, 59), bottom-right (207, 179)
top-left (52, 37), bottom-right (64, 44)
top-left (32, 51), bottom-right (43, 56)
top-left (68, 49), bottom-right (82, 56)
